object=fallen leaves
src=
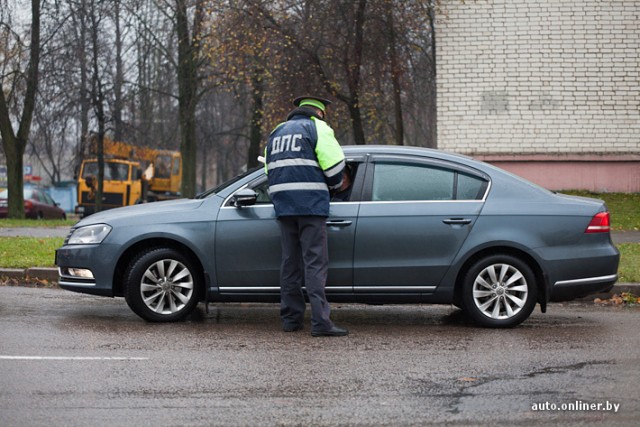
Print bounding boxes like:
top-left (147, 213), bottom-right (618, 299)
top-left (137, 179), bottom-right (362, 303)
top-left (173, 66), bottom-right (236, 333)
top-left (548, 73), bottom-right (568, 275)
top-left (594, 292), bottom-right (640, 306)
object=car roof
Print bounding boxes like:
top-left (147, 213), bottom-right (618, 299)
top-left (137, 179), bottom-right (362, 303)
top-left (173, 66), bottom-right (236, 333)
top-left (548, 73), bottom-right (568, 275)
top-left (342, 145), bottom-right (481, 169)
top-left (343, 145), bottom-right (472, 160)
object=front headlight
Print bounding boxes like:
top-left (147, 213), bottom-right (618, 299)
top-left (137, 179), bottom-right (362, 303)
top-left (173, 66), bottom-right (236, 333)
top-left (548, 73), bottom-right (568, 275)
top-left (68, 224), bottom-right (112, 244)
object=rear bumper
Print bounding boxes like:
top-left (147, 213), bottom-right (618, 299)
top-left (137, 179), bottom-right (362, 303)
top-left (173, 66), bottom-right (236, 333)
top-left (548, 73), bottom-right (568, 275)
top-left (550, 274), bottom-right (617, 302)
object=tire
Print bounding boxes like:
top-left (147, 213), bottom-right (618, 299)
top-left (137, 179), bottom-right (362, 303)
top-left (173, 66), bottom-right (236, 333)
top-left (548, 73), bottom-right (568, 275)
top-left (461, 254), bottom-right (537, 328)
top-left (124, 247), bottom-right (201, 322)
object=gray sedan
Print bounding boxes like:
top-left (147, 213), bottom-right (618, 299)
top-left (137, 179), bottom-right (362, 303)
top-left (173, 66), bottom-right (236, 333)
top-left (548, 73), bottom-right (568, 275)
top-left (56, 146), bottom-right (619, 327)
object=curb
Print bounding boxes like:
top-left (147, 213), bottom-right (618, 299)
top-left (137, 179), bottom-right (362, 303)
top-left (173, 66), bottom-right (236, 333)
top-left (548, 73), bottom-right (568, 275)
top-left (0, 268), bottom-right (638, 299)
top-left (0, 267), bottom-right (59, 284)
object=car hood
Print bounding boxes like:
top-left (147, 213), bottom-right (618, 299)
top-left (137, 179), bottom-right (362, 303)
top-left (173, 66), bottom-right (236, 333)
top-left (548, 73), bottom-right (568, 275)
top-left (76, 198), bottom-right (204, 227)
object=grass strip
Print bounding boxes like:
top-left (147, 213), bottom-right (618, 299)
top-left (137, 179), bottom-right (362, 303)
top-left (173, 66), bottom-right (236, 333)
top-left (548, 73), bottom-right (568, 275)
top-left (618, 243), bottom-right (640, 284)
top-left (0, 237), bottom-right (64, 268)
top-left (0, 218), bottom-right (78, 228)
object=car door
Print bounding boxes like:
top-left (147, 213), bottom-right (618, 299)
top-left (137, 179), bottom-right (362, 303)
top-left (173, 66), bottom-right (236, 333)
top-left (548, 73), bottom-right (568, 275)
top-left (353, 155), bottom-right (489, 298)
top-left (41, 191), bottom-right (59, 218)
top-left (214, 160), bottom-right (364, 296)
top-left (31, 190), bottom-right (49, 218)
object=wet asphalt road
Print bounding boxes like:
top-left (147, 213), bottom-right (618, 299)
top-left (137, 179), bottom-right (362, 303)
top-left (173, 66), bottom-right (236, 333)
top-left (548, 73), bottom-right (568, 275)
top-left (1, 286), bottom-right (639, 426)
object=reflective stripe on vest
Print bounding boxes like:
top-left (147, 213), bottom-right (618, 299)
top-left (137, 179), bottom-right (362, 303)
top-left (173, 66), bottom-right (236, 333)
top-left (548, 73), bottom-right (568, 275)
top-left (267, 158), bottom-right (320, 171)
top-left (268, 182), bottom-right (329, 194)
top-left (324, 159), bottom-right (345, 179)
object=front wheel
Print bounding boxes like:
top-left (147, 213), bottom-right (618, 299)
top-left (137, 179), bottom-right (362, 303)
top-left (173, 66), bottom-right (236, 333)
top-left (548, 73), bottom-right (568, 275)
top-left (124, 247), bottom-right (201, 322)
top-left (461, 254), bottom-right (538, 328)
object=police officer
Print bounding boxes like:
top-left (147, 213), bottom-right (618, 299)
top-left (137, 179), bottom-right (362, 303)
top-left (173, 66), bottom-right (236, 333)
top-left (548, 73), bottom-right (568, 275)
top-left (265, 95), bottom-right (349, 337)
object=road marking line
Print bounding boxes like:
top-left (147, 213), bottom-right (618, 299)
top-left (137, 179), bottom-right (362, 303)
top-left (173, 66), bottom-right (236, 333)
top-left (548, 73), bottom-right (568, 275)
top-left (0, 356), bottom-right (148, 361)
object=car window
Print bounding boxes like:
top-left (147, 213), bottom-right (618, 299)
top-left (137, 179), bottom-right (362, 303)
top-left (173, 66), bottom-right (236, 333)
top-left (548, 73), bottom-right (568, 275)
top-left (331, 163), bottom-right (360, 202)
top-left (248, 178), bottom-right (272, 204)
top-left (458, 172), bottom-right (487, 200)
top-left (372, 163), bottom-right (454, 201)
top-left (224, 161), bottom-right (362, 207)
top-left (371, 162), bottom-right (488, 201)
top-left (43, 192), bottom-right (56, 206)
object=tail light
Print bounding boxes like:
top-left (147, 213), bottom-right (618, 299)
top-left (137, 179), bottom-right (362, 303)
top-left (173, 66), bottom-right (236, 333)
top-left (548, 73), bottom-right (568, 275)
top-left (585, 212), bottom-right (610, 233)
top-left (24, 200), bottom-right (33, 210)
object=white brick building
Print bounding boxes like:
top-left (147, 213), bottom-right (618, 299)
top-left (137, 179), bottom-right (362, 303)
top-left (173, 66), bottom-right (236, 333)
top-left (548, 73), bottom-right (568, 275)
top-left (436, 0), bottom-right (640, 191)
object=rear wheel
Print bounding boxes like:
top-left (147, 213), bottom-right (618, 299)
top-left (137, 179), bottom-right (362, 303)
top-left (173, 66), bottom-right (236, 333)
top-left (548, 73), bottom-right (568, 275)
top-left (461, 254), bottom-right (537, 328)
top-left (124, 247), bottom-right (201, 322)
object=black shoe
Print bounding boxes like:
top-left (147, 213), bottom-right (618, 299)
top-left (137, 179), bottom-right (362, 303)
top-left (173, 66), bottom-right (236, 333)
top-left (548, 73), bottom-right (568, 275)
top-left (283, 324), bottom-right (303, 332)
top-left (311, 326), bottom-right (349, 337)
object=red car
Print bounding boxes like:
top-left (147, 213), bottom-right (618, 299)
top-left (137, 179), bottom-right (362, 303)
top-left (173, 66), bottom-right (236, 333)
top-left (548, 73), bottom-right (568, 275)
top-left (0, 187), bottom-right (67, 219)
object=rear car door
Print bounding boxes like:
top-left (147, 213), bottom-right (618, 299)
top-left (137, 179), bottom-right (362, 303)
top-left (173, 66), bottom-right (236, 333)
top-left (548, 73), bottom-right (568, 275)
top-left (353, 155), bottom-right (489, 298)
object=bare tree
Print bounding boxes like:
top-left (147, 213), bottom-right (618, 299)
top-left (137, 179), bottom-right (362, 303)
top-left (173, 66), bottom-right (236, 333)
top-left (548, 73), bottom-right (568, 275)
top-left (176, 0), bottom-right (205, 198)
top-left (0, 0), bottom-right (41, 218)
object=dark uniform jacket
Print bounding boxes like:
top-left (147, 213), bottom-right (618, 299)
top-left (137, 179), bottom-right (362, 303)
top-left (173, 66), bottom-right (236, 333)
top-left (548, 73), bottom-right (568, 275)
top-left (265, 107), bottom-right (345, 217)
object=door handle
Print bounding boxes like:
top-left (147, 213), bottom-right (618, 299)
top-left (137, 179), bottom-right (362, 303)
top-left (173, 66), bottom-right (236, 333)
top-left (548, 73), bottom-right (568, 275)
top-left (326, 220), bottom-right (353, 227)
top-left (443, 218), bottom-right (472, 225)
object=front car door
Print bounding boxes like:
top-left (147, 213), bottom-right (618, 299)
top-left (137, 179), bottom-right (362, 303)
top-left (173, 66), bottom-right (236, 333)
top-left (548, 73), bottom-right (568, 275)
top-left (214, 158), bottom-right (365, 299)
top-left (353, 155), bottom-right (490, 301)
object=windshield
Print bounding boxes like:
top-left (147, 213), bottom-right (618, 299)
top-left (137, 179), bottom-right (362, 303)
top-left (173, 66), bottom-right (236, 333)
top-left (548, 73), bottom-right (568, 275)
top-left (82, 161), bottom-right (130, 181)
top-left (154, 155), bottom-right (172, 179)
top-left (195, 167), bottom-right (261, 199)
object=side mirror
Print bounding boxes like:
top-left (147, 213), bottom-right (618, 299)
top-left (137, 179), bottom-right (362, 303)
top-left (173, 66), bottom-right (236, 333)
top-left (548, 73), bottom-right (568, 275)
top-left (232, 188), bottom-right (258, 207)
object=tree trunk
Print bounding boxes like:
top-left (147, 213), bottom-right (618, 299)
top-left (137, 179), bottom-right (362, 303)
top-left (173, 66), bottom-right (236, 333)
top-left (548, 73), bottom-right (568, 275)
top-left (426, 0), bottom-right (437, 149)
top-left (247, 67), bottom-right (264, 169)
top-left (386, 1), bottom-right (404, 146)
top-left (90, 0), bottom-right (105, 212)
top-left (75, 0), bottom-right (91, 175)
top-left (0, 0), bottom-right (41, 218)
top-left (347, 99), bottom-right (366, 146)
top-left (176, 0), bottom-right (203, 198)
top-left (113, 0), bottom-right (124, 141)
top-left (347, 0), bottom-right (367, 145)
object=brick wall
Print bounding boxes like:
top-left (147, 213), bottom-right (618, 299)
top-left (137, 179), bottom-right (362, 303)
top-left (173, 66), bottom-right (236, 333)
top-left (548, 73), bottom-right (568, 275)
top-left (436, 0), bottom-right (640, 157)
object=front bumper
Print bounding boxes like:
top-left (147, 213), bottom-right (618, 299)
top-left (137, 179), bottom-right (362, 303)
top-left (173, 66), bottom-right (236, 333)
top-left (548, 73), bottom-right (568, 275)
top-left (55, 243), bottom-right (119, 297)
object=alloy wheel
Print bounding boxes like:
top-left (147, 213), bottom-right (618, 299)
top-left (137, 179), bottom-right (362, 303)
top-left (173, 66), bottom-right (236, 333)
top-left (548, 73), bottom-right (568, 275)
top-left (472, 263), bottom-right (529, 320)
top-left (139, 258), bottom-right (194, 315)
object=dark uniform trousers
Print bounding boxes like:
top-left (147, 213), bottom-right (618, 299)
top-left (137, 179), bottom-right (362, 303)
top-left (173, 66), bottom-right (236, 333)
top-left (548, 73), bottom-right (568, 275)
top-left (277, 216), bottom-right (333, 332)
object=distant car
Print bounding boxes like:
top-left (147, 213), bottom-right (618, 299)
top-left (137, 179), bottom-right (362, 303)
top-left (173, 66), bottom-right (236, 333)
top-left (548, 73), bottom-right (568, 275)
top-left (0, 187), bottom-right (67, 220)
top-left (55, 146), bottom-right (619, 327)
